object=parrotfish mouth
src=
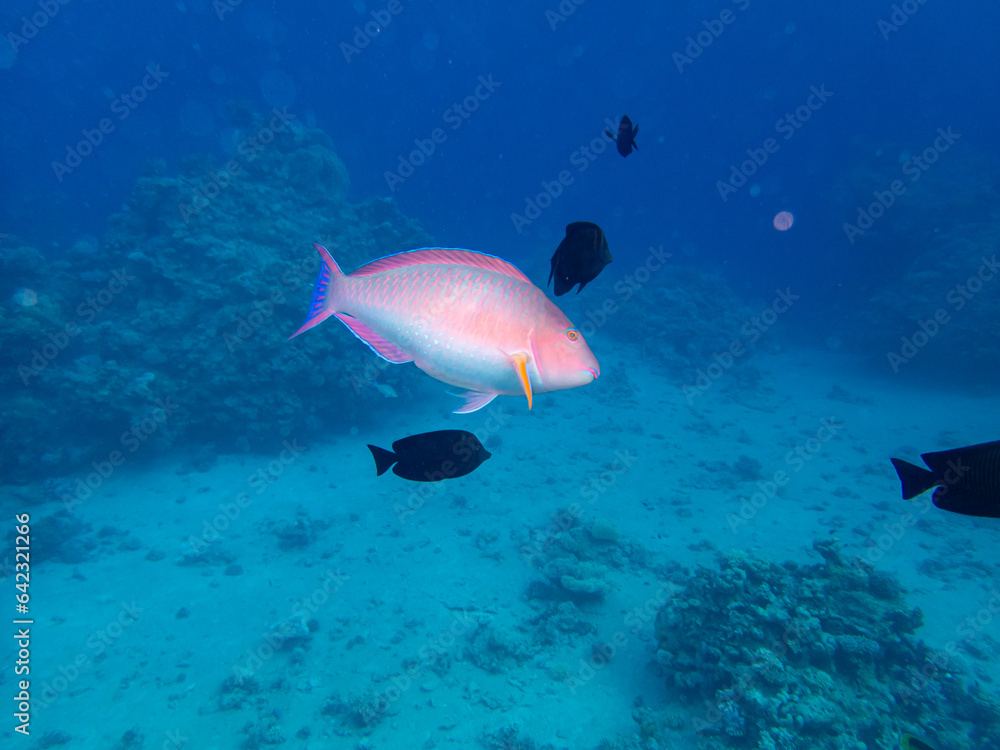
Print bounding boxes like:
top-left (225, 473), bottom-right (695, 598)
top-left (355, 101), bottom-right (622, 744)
top-left (585, 367), bottom-right (599, 380)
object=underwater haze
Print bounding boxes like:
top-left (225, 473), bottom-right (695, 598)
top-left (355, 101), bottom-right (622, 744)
top-left (2, 1), bottom-right (1000, 748)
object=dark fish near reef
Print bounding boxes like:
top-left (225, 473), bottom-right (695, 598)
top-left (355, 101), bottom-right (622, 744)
top-left (899, 734), bottom-right (936, 750)
top-left (367, 430), bottom-right (491, 482)
top-left (548, 222), bottom-right (613, 296)
top-left (890, 439), bottom-right (1000, 518)
top-left (605, 115), bottom-right (639, 157)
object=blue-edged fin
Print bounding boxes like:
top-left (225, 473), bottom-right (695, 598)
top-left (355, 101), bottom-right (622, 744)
top-left (900, 734), bottom-right (936, 750)
top-left (367, 444), bottom-right (398, 476)
top-left (289, 244), bottom-right (342, 339)
top-left (452, 390), bottom-right (498, 414)
top-left (334, 313), bottom-right (412, 363)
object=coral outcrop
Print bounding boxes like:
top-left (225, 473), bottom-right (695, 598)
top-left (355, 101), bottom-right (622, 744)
top-left (1, 113), bottom-right (432, 481)
top-left (652, 541), bottom-right (998, 748)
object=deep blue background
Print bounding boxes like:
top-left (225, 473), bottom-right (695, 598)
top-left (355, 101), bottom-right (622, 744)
top-left (2, 0), bottom-right (998, 315)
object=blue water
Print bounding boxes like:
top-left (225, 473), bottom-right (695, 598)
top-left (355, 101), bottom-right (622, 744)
top-left (2, 1), bottom-right (1000, 748)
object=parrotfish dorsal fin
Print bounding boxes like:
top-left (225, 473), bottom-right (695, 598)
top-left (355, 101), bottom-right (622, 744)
top-left (350, 248), bottom-right (531, 284)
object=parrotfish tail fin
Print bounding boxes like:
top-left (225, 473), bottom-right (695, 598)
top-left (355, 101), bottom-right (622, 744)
top-left (890, 458), bottom-right (938, 500)
top-left (367, 444), bottom-right (397, 477)
top-left (289, 243), bottom-right (343, 339)
top-left (604, 129), bottom-right (617, 143)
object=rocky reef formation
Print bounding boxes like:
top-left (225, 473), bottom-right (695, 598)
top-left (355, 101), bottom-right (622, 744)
top-left (846, 218), bottom-right (1000, 379)
top-left (582, 262), bottom-right (763, 393)
top-left (824, 139), bottom-right (1000, 380)
top-left (1, 110), bottom-right (432, 481)
top-left (653, 541), bottom-right (1000, 749)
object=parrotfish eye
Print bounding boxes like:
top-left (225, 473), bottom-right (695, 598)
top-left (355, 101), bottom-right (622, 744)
top-left (566, 328), bottom-right (580, 342)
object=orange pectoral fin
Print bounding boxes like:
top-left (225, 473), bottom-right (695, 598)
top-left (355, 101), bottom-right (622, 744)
top-left (510, 353), bottom-right (533, 410)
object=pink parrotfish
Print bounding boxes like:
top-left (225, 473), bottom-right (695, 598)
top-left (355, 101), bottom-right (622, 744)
top-left (290, 244), bottom-right (600, 413)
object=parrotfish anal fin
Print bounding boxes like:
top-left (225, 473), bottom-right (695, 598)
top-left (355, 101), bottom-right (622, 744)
top-left (451, 391), bottom-right (498, 414)
top-left (334, 313), bottom-right (412, 363)
top-left (350, 248), bottom-right (531, 284)
top-left (511, 353), bottom-right (533, 410)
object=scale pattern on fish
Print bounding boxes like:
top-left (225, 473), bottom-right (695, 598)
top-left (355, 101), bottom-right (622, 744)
top-left (290, 244), bottom-right (599, 413)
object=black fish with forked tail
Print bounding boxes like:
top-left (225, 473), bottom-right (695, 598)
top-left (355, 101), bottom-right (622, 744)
top-left (890, 439), bottom-right (1000, 518)
top-left (368, 430), bottom-right (491, 482)
top-left (605, 115), bottom-right (639, 157)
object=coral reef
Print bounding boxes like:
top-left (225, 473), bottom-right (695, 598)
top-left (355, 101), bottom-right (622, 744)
top-left (219, 668), bottom-right (261, 711)
top-left (480, 723), bottom-right (552, 750)
top-left (242, 716), bottom-right (285, 748)
top-left (0, 111), bottom-right (433, 482)
top-left (824, 141), bottom-right (1000, 379)
top-left (846, 219), bottom-right (1000, 378)
top-left (522, 508), bottom-right (650, 607)
top-left (463, 620), bottom-right (533, 674)
top-left (652, 541), bottom-right (1000, 748)
top-left (32, 510), bottom-right (95, 563)
top-left (579, 262), bottom-right (762, 392)
top-left (322, 686), bottom-right (394, 732)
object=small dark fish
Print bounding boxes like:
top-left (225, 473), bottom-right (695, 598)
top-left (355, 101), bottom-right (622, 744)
top-left (900, 734), bottom-right (936, 750)
top-left (548, 221), bottom-right (613, 296)
top-left (890, 439), bottom-right (1000, 518)
top-left (367, 430), bottom-right (491, 482)
top-left (605, 115), bottom-right (639, 157)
